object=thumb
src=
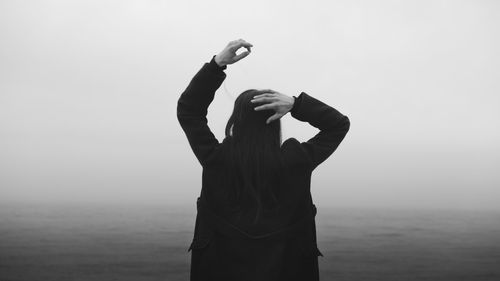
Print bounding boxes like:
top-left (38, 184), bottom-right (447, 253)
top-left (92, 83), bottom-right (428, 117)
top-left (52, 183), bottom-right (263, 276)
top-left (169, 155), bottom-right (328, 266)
top-left (266, 113), bottom-right (282, 124)
top-left (233, 50), bottom-right (250, 62)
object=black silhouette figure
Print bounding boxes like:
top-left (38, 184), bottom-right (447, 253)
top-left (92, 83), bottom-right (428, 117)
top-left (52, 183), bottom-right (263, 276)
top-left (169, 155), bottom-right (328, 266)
top-left (177, 39), bottom-right (350, 281)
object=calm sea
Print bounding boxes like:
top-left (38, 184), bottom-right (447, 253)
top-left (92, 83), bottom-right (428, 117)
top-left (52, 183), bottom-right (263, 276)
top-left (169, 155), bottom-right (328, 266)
top-left (1, 202), bottom-right (499, 281)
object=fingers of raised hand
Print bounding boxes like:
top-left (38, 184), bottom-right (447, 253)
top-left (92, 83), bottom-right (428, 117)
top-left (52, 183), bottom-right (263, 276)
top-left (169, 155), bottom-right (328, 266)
top-left (230, 40), bottom-right (253, 51)
top-left (251, 96), bottom-right (276, 104)
top-left (252, 90), bottom-right (277, 99)
top-left (233, 51), bottom-right (250, 62)
top-left (253, 103), bottom-right (275, 111)
top-left (266, 113), bottom-right (282, 124)
top-left (236, 38), bottom-right (253, 46)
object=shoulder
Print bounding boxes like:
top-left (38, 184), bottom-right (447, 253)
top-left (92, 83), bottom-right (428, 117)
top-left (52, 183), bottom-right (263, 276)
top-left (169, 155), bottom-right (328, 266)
top-left (203, 137), bottom-right (313, 169)
top-left (201, 137), bottom-right (231, 167)
top-left (281, 138), bottom-right (313, 169)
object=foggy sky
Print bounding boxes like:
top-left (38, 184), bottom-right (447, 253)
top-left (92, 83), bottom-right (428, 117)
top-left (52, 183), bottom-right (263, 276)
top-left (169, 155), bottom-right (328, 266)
top-left (1, 0), bottom-right (499, 210)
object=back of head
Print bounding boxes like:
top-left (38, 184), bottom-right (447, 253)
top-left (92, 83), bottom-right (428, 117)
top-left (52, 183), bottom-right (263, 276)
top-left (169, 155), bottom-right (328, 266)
top-left (225, 89), bottom-right (281, 143)
top-left (223, 89), bottom-right (285, 224)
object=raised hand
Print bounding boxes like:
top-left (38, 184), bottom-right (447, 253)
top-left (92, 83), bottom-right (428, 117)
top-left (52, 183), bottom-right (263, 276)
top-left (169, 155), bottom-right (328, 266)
top-left (251, 90), bottom-right (295, 124)
top-left (214, 39), bottom-right (253, 67)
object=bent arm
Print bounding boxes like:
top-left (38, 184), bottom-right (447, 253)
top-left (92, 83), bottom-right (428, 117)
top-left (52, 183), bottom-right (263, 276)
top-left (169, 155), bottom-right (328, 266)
top-left (290, 92), bottom-right (350, 171)
top-left (176, 56), bottom-right (227, 166)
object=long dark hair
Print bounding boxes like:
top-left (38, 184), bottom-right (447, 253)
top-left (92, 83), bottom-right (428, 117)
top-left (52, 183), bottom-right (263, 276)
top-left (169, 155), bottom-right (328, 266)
top-left (223, 89), bottom-right (286, 225)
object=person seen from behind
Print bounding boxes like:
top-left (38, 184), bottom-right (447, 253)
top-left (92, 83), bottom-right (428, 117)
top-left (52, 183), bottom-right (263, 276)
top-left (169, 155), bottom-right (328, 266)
top-left (177, 38), bottom-right (350, 281)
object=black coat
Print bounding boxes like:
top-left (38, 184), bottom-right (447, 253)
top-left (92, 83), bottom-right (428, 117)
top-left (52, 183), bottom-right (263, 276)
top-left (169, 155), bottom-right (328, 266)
top-left (177, 56), bottom-right (350, 281)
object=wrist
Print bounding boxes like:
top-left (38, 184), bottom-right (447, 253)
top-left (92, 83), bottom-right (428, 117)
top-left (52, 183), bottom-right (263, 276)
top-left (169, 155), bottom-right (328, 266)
top-left (214, 55), bottom-right (227, 67)
top-left (210, 55), bottom-right (227, 71)
top-left (290, 94), bottom-right (302, 114)
top-left (288, 96), bottom-right (296, 113)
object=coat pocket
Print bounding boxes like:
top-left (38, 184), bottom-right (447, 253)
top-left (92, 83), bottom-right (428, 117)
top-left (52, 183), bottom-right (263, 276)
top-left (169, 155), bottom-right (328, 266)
top-left (187, 237), bottom-right (212, 252)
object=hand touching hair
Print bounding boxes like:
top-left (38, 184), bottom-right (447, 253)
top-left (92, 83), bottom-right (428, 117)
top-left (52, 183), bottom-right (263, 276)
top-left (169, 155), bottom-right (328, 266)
top-left (251, 90), bottom-right (295, 124)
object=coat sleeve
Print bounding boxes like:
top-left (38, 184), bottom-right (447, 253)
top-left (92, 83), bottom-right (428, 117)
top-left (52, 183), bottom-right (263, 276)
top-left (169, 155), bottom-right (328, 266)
top-left (290, 92), bottom-right (350, 171)
top-left (177, 56), bottom-right (227, 166)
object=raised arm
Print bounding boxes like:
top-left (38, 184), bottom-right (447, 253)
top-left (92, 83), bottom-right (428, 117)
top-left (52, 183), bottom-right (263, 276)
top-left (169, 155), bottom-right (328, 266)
top-left (289, 92), bottom-right (350, 171)
top-left (177, 39), bottom-right (253, 166)
top-left (252, 91), bottom-right (350, 171)
top-left (176, 56), bottom-right (226, 166)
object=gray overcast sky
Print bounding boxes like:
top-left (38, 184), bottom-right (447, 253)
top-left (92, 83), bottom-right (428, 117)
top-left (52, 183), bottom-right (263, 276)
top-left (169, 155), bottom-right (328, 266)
top-left (1, 0), bottom-right (499, 210)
